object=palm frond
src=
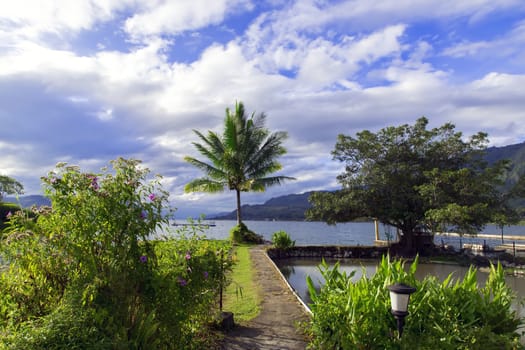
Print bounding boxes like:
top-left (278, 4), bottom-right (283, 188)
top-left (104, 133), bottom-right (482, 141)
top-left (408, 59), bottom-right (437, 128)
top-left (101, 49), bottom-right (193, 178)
top-left (184, 178), bottom-right (225, 193)
top-left (184, 156), bottom-right (227, 180)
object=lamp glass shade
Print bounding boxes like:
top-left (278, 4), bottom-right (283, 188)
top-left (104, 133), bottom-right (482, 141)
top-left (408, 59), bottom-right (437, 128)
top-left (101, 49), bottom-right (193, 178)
top-left (389, 291), bottom-right (410, 313)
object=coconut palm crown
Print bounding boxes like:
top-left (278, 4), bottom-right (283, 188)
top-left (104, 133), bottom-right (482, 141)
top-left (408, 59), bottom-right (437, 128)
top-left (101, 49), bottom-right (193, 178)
top-left (184, 101), bottom-right (295, 224)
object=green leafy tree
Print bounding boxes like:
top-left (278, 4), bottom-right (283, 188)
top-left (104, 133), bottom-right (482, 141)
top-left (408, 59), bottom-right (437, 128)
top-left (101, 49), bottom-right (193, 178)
top-left (0, 175), bottom-right (23, 202)
top-left (308, 117), bottom-right (513, 254)
top-left (184, 101), bottom-right (294, 225)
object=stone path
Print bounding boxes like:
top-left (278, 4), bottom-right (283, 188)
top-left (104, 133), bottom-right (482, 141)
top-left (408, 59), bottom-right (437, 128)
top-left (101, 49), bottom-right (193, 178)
top-left (221, 246), bottom-right (310, 350)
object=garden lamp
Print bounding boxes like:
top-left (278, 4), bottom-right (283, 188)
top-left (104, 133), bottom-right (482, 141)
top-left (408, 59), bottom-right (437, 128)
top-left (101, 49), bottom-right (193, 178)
top-left (388, 283), bottom-right (416, 338)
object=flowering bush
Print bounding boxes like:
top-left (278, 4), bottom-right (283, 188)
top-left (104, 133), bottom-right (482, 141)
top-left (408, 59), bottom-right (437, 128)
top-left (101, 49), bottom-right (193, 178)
top-left (0, 158), bottom-right (232, 349)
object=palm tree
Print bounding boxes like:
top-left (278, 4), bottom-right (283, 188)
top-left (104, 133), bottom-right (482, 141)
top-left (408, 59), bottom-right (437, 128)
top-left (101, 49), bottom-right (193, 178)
top-left (184, 101), bottom-right (295, 225)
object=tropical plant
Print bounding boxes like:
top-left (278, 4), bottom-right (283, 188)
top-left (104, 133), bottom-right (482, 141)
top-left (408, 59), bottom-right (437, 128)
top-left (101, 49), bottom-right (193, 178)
top-left (306, 256), bottom-right (522, 349)
top-left (271, 230), bottom-right (295, 249)
top-left (184, 101), bottom-right (294, 227)
top-left (307, 117), bottom-right (515, 254)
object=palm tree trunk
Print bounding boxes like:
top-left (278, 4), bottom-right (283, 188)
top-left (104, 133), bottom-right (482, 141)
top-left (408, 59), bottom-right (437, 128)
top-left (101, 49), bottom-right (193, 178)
top-left (236, 189), bottom-right (242, 225)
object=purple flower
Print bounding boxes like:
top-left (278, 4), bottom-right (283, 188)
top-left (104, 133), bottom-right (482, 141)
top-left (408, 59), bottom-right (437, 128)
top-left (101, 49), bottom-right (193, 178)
top-left (6, 211), bottom-right (12, 219)
top-left (178, 277), bottom-right (187, 286)
top-left (140, 211), bottom-right (147, 220)
top-left (185, 252), bottom-right (191, 260)
top-left (203, 271), bottom-right (209, 279)
top-left (87, 175), bottom-right (99, 190)
top-left (139, 255), bottom-right (148, 263)
top-left (149, 193), bottom-right (156, 201)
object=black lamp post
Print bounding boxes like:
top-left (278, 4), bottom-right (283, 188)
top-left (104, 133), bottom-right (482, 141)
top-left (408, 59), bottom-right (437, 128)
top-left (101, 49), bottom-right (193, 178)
top-left (388, 283), bottom-right (416, 338)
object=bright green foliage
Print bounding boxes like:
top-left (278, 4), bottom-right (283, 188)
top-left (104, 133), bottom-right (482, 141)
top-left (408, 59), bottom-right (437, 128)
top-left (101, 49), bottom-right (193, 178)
top-left (0, 175), bottom-right (23, 202)
top-left (271, 230), bottom-right (295, 249)
top-left (306, 257), bottom-right (522, 349)
top-left (229, 222), bottom-right (263, 244)
top-left (0, 158), bottom-right (233, 349)
top-left (184, 101), bottom-right (294, 225)
top-left (308, 118), bottom-right (515, 252)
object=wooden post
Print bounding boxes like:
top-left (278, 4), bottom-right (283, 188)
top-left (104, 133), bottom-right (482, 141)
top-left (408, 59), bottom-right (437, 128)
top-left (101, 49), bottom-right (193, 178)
top-left (374, 219), bottom-right (379, 241)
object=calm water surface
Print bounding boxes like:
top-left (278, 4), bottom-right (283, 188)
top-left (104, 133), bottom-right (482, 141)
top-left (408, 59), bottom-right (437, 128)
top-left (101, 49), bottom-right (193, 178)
top-left (169, 219), bottom-right (525, 248)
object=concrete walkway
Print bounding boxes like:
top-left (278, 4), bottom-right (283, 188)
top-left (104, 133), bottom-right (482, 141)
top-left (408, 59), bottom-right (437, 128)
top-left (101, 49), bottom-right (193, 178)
top-left (221, 246), bottom-right (310, 350)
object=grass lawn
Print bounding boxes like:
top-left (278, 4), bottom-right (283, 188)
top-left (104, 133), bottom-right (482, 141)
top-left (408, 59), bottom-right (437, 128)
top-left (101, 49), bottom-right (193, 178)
top-left (222, 244), bottom-right (261, 322)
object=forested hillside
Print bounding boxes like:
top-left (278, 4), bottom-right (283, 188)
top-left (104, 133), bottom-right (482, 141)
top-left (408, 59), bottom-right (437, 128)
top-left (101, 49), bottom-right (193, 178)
top-left (486, 142), bottom-right (525, 188)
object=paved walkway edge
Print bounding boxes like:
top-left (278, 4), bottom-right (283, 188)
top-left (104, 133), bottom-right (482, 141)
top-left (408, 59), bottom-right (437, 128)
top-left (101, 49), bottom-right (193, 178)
top-left (262, 248), bottom-right (313, 316)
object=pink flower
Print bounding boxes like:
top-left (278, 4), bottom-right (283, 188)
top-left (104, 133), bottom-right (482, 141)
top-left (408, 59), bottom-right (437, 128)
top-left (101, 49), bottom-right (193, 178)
top-left (185, 252), bottom-right (191, 260)
top-left (6, 211), bottom-right (12, 218)
top-left (149, 193), bottom-right (156, 201)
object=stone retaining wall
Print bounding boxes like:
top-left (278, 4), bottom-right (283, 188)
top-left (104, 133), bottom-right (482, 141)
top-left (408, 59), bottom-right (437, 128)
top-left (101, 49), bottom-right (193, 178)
top-left (267, 245), bottom-right (389, 260)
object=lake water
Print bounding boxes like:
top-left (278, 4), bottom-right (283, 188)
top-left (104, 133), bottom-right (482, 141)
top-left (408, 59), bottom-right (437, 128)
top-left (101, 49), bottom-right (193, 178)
top-left (169, 219), bottom-right (525, 249)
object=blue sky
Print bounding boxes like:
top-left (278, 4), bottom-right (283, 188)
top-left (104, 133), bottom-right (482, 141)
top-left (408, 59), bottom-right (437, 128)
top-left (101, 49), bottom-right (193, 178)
top-left (1, 0), bottom-right (525, 218)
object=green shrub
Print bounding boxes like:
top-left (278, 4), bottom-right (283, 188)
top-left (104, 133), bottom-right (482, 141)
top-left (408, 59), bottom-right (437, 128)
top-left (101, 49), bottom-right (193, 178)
top-left (0, 158), bottom-right (233, 349)
top-left (306, 256), bottom-right (523, 349)
top-left (229, 222), bottom-right (264, 244)
top-left (0, 202), bottom-right (20, 231)
top-left (271, 230), bottom-right (295, 249)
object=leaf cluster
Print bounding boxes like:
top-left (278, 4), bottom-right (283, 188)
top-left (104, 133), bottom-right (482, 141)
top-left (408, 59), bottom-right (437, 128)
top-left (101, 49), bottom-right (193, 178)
top-left (306, 256), bottom-right (523, 349)
top-left (271, 230), bottom-right (295, 249)
top-left (308, 117), bottom-right (515, 237)
top-left (0, 175), bottom-right (23, 202)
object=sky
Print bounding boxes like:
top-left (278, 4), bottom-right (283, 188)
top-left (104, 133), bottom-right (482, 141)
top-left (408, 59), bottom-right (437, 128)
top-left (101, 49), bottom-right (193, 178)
top-left (1, 0), bottom-right (525, 218)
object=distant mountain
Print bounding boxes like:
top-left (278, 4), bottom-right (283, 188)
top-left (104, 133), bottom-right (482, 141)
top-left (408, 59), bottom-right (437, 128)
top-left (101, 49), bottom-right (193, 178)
top-left (486, 142), bottom-right (525, 188)
top-left (209, 192), bottom-right (314, 221)
top-left (3, 195), bottom-right (51, 207)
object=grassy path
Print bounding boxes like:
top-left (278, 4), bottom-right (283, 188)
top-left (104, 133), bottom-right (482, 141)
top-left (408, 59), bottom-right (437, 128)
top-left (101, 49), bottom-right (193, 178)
top-left (221, 246), bottom-right (310, 349)
top-left (223, 244), bottom-right (262, 322)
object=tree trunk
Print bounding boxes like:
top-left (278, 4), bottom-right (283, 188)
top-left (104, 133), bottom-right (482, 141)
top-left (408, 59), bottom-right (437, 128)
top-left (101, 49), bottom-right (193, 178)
top-left (236, 189), bottom-right (242, 225)
top-left (394, 231), bottom-right (435, 256)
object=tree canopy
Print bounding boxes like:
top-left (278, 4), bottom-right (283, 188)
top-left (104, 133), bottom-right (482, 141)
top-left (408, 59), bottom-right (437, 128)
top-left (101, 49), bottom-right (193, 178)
top-left (184, 101), bottom-right (294, 225)
top-left (307, 117), bottom-right (515, 253)
top-left (0, 175), bottom-right (23, 202)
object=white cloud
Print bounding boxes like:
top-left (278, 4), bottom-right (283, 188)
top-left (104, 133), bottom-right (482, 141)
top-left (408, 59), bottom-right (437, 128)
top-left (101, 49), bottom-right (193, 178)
top-left (443, 20), bottom-right (525, 61)
top-left (124, 0), bottom-right (253, 41)
top-left (0, 0), bottom-right (129, 44)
